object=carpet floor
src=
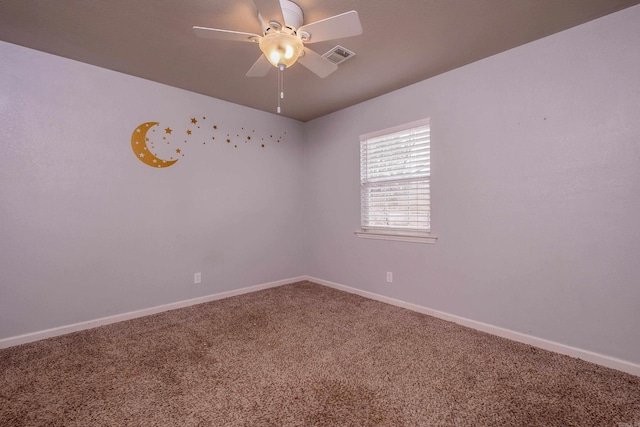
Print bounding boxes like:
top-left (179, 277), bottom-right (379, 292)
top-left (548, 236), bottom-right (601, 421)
top-left (1, 281), bottom-right (639, 426)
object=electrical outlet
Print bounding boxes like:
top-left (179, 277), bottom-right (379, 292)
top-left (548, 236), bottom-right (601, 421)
top-left (194, 272), bottom-right (201, 284)
top-left (386, 272), bottom-right (393, 283)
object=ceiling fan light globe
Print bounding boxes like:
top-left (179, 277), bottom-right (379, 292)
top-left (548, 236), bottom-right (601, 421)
top-left (259, 32), bottom-right (303, 68)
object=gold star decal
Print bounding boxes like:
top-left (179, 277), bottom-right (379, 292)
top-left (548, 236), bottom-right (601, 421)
top-left (186, 130), bottom-right (192, 135)
top-left (176, 148), bottom-right (181, 154)
top-left (191, 118), bottom-right (197, 124)
top-left (165, 127), bottom-right (172, 134)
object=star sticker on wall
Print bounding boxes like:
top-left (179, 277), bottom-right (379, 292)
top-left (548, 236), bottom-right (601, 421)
top-left (165, 127), bottom-right (172, 134)
top-left (176, 148), bottom-right (181, 154)
top-left (191, 118), bottom-right (198, 124)
top-left (187, 130), bottom-right (192, 135)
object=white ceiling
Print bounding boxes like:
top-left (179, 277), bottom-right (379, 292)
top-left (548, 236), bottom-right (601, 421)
top-left (1, 0), bottom-right (638, 122)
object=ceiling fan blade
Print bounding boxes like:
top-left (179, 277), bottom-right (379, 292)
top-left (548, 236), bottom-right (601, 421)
top-left (246, 55), bottom-right (273, 77)
top-left (253, 0), bottom-right (285, 27)
top-left (298, 47), bottom-right (338, 78)
top-left (298, 11), bottom-right (363, 44)
top-left (193, 26), bottom-right (260, 43)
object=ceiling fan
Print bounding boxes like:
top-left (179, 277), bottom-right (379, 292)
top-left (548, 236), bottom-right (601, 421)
top-left (193, 0), bottom-right (363, 80)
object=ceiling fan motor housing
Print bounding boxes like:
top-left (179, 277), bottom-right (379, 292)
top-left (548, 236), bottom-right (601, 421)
top-left (280, 0), bottom-right (303, 30)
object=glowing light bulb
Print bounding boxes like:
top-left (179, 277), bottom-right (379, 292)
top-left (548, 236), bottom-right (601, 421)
top-left (284, 45), bottom-right (294, 59)
top-left (269, 51), bottom-right (281, 65)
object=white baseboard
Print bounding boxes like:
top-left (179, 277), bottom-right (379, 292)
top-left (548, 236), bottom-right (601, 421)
top-left (3, 274), bottom-right (638, 377)
top-left (305, 275), bottom-right (640, 377)
top-left (0, 276), bottom-right (306, 349)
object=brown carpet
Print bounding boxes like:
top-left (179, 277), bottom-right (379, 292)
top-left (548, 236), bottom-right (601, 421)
top-left (1, 281), bottom-right (639, 426)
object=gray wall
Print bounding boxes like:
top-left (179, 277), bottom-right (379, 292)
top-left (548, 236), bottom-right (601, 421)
top-left (303, 6), bottom-right (640, 364)
top-left (0, 41), bottom-right (306, 338)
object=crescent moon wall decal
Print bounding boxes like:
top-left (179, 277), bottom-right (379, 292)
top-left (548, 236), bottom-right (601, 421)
top-left (131, 122), bottom-right (178, 168)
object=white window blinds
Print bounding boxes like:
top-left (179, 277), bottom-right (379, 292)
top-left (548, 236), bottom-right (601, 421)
top-left (360, 119), bottom-right (430, 234)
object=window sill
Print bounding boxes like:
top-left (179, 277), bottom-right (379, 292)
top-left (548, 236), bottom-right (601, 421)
top-left (354, 231), bottom-right (438, 244)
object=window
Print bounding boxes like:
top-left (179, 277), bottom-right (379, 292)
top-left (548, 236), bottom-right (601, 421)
top-left (356, 118), bottom-right (436, 243)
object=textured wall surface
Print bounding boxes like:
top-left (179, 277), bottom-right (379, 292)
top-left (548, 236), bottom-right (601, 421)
top-left (0, 41), bottom-right (305, 339)
top-left (303, 6), bottom-right (640, 364)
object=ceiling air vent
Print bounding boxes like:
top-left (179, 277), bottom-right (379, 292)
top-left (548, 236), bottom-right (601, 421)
top-left (322, 45), bottom-right (356, 65)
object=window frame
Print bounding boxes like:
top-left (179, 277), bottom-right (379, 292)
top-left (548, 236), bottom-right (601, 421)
top-left (355, 118), bottom-right (437, 244)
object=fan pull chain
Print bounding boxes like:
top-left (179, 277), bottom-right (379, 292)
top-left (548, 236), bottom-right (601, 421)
top-left (277, 63), bottom-right (285, 114)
